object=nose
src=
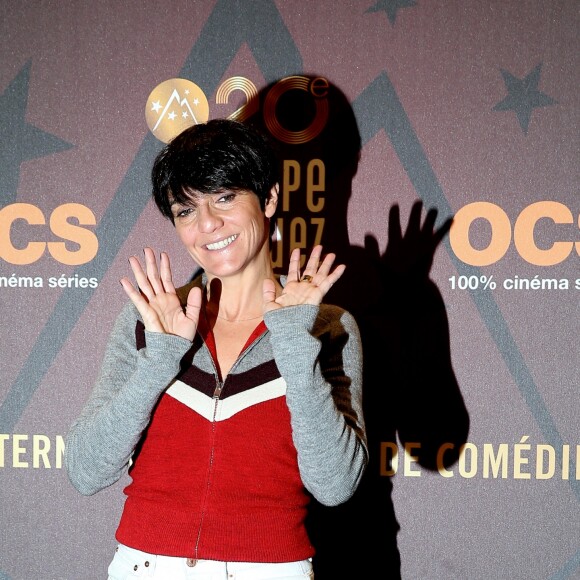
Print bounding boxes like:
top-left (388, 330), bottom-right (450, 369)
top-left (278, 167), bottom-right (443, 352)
top-left (197, 201), bottom-right (223, 233)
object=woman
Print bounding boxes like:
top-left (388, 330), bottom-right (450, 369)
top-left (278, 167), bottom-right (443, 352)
top-left (65, 119), bottom-right (367, 579)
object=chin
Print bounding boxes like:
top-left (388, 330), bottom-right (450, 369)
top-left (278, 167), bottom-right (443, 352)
top-left (202, 258), bottom-right (245, 279)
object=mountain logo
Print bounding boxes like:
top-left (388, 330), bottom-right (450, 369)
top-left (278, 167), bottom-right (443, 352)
top-left (145, 78), bottom-right (209, 143)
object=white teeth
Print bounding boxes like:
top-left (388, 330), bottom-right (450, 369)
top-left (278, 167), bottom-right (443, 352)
top-left (206, 235), bottom-right (237, 251)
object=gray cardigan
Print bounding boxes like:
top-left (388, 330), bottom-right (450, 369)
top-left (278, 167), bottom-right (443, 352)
top-left (65, 277), bottom-right (368, 507)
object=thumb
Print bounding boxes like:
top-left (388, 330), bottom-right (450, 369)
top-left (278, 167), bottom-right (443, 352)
top-left (262, 278), bottom-right (278, 313)
top-left (185, 286), bottom-right (203, 326)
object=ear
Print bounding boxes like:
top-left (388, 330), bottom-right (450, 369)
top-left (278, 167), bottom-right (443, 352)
top-left (264, 183), bottom-right (279, 218)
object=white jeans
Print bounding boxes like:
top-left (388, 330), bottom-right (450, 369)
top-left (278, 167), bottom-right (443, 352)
top-left (107, 544), bottom-right (314, 580)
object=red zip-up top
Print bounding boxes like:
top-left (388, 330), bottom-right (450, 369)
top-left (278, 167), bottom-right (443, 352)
top-left (115, 316), bottom-right (314, 562)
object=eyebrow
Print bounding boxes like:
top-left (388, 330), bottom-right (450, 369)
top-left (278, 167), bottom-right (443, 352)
top-left (169, 193), bottom-right (218, 211)
top-left (170, 197), bottom-right (199, 208)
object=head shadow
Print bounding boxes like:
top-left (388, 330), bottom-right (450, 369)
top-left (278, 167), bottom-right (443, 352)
top-left (241, 74), bottom-right (470, 579)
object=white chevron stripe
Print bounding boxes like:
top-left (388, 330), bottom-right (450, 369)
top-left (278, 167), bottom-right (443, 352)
top-left (166, 377), bottom-right (287, 422)
top-left (166, 381), bottom-right (215, 421)
top-left (216, 377), bottom-right (287, 420)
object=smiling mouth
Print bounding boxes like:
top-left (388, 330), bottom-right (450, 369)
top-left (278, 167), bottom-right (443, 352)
top-left (206, 234), bottom-right (238, 251)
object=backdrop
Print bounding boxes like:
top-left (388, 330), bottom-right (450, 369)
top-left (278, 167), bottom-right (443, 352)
top-left (0, 1), bottom-right (578, 579)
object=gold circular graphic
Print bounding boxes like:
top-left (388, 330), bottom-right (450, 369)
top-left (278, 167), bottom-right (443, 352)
top-left (263, 76), bottom-right (328, 145)
top-left (215, 76), bottom-right (259, 123)
top-left (145, 78), bottom-right (209, 143)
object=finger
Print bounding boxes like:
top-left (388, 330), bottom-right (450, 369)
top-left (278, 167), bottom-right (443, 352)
top-left (315, 263), bottom-right (346, 296)
top-left (405, 200), bottom-right (423, 240)
top-left (287, 247), bottom-right (302, 282)
top-left (143, 247), bottom-right (163, 293)
top-left (314, 252), bottom-right (337, 279)
top-left (120, 277), bottom-right (140, 302)
top-left (159, 252), bottom-right (177, 294)
top-left (422, 207), bottom-right (438, 235)
top-left (328, 263), bottom-right (346, 285)
top-left (185, 286), bottom-right (202, 326)
top-left (364, 234), bottom-right (381, 263)
top-left (128, 255), bottom-right (154, 299)
top-left (120, 277), bottom-right (163, 331)
top-left (434, 216), bottom-right (454, 246)
top-left (388, 204), bottom-right (402, 246)
top-left (301, 245), bottom-right (323, 280)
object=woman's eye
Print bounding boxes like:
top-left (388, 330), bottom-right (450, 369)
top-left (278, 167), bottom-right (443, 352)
top-left (217, 193), bottom-right (236, 204)
top-left (176, 207), bottom-right (195, 218)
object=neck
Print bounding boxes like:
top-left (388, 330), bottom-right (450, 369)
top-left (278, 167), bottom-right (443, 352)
top-left (204, 254), bottom-right (281, 322)
top-left (207, 310), bottom-right (263, 323)
top-left (203, 265), bottom-right (280, 323)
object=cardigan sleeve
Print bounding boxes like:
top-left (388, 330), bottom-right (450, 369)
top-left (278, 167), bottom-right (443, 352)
top-left (263, 303), bottom-right (368, 506)
top-left (64, 301), bottom-right (193, 496)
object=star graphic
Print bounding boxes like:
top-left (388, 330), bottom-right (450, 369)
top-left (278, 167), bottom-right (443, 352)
top-left (492, 62), bottom-right (556, 134)
top-left (151, 100), bottom-right (162, 113)
top-left (0, 60), bottom-right (73, 205)
top-left (366, 0), bottom-right (417, 25)
top-left (168, 111), bottom-right (177, 120)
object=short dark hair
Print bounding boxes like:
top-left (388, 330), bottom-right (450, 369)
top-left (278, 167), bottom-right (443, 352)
top-left (152, 119), bottom-right (280, 222)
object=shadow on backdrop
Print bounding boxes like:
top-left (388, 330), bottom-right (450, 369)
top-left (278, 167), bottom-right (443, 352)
top-left (244, 76), bottom-right (470, 579)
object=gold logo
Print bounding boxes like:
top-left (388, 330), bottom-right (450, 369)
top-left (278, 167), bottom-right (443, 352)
top-left (145, 78), bottom-right (209, 143)
top-left (263, 76), bottom-right (329, 144)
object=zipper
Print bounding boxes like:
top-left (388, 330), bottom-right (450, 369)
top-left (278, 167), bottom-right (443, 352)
top-left (193, 326), bottom-right (269, 559)
top-left (213, 378), bottom-right (224, 400)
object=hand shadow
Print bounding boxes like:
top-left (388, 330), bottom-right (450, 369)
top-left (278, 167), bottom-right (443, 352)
top-left (311, 201), bottom-right (470, 579)
top-left (367, 200), bottom-right (468, 471)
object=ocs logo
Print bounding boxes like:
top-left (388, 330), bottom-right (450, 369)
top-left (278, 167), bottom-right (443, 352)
top-left (0, 203), bottom-right (98, 266)
top-left (145, 75), bottom-right (330, 144)
top-left (450, 201), bottom-right (579, 266)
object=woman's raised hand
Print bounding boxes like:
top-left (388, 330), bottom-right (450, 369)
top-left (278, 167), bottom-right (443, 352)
top-left (120, 247), bottom-right (201, 341)
top-left (263, 245), bottom-right (345, 313)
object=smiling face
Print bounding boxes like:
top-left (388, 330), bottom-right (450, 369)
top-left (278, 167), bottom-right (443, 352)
top-left (171, 186), bottom-right (278, 279)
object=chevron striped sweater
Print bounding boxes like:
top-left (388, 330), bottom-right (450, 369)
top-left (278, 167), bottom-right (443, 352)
top-left (65, 277), bottom-right (367, 562)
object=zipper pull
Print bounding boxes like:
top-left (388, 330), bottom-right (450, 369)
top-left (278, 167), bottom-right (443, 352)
top-left (213, 379), bottom-right (223, 399)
